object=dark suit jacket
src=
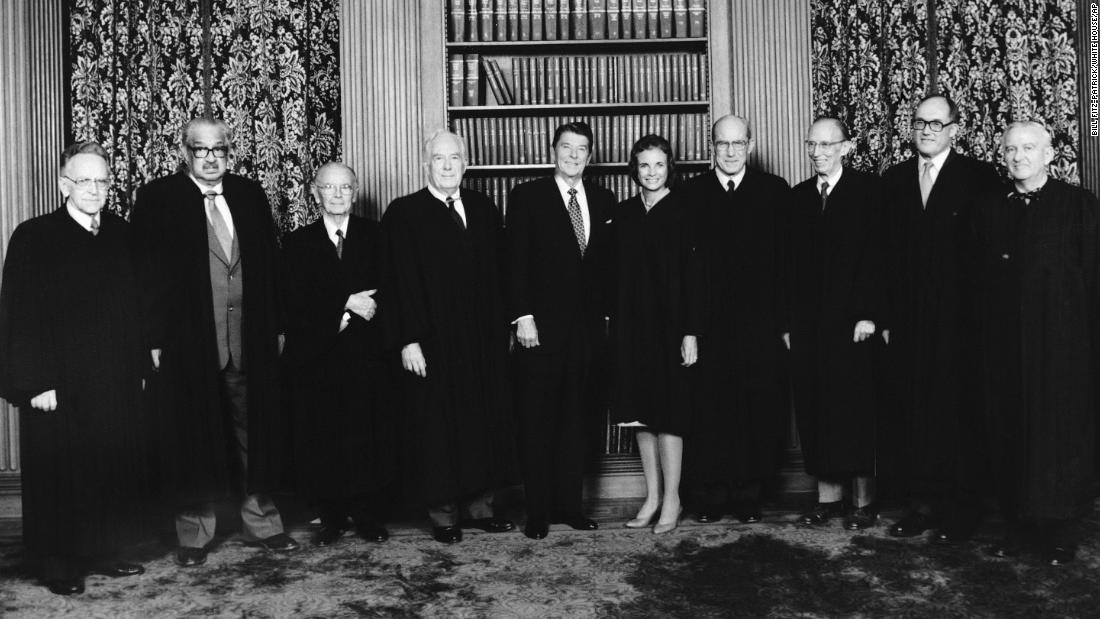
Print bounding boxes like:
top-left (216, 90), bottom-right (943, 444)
top-left (505, 176), bottom-right (617, 351)
top-left (131, 172), bottom-right (285, 501)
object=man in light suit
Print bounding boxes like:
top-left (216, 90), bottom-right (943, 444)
top-left (507, 121), bottom-right (617, 539)
top-left (131, 118), bottom-right (298, 567)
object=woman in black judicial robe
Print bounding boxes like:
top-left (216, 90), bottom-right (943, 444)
top-left (609, 135), bottom-right (699, 533)
top-left (281, 214), bottom-right (395, 534)
top-left (0, 207), bottom-right (152, 586)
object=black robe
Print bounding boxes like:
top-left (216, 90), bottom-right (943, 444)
top-left (608, 191), bottom-right (699, 436)
top-left (972, 178), bottom-right (1099, 520)
top-left (680, 169), bottom-right (791, 482)
top-left (281, 216), bottom-right (395, 501)
top-left (130, 173), bottom-right (286, 503)
top-left (0, 208), bottom-right (151, 563)
top-left (789, 168), bottom-right (884, 477)
top-left (380, 188), bottom-right (517, 506)
top-left (879, 151), bottom-right (1000, 489)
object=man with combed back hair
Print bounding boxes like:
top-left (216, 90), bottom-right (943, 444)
top-left (0, 142), bottom-right (152, 595)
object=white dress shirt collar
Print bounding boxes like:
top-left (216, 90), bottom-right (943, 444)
top-left (190, 175), bottom-right (235, 238)
top-left (322, 214), bottom-right (350, 247)
top-left (554, 175), bottom-right (590, 242)
top-left (715, 167), bottom-right (747, 191)
top-left (426, 184), bottom-right (467, 227)
top-left (817, 167), bottom-right (844, 195)
top-left (66, 204), bottom-right (99, 233)
top-left (918, 148), bottom-right (952, 185)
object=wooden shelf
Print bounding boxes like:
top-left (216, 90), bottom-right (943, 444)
top-left (446, 37), bottom-right (708, 52)
top-left (449, 101), bottom-right (710, 115)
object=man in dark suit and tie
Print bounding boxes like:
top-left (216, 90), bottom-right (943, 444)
top-left (131, 118), bottom-right (298, 567)
top-left (790, 117), bottom-right (884, 531)
top-left (879, 95), bottom-right (1000, 543)
top-left (282, 162), bottom-right (394, 547)
top-left (506, 121), bottom-right (617, 539)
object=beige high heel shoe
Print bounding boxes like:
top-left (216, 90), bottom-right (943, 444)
top-left (653, 506), bottom-right (683, 534)
top-left (625, 505), bottom-right (660, 529)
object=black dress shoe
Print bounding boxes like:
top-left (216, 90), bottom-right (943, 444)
top-left (250, 533), bottom-right (300, 552)
top-left (735, 508), bottom-right (763, 524)
top-left (799, 501), bottom-right (845, 526)
top-left (460, 517), bottom-right (516, 533)
top-left (984, 540), bottom-right (1023, 558)
top-left (88, 561), bottom-right (145, 578)
top-left (176, 546), bottom-right (208, 567)
top-left (432, 526), bottom-right (463, 544)
top-left (355, 523), bottom-right (389, 543)
top-left (889, 511), bottom-right (935, 537)
top-left (554, 516), bottom-right (598, 530)
top-left (524, 521), bottom-right (549, 539)
top-left (313, 525), bottom-right (345, 546)
top-left (44, 577), bottom-right (84, 595)
top-left (695, 510), bottom-right (724, 524)
top-left (844, 504), bottom-right (879, 530)
top-left (1044, 545), bottom-right (1076, 566)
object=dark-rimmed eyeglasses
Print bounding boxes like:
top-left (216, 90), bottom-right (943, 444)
top-left (911, 119), bottom-right (956, 133)
top-left (189, 145), bottom-right (229, 159)
top-left (63, 176), bottom-right (112, 191)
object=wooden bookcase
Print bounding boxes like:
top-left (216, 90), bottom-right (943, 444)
top-left (435, 0), bottom-right (724, 464)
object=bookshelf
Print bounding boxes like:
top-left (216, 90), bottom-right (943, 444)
top-left (438, 0), bottom-right (724, 459)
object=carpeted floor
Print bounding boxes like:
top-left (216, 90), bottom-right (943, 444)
top-left (2, 507), bottom-right (1099, 618)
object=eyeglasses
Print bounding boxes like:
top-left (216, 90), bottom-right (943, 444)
top-left (189, 145), bottom-right (229, 159)
top-left (714, 140), bottom-right (749, 154)
top-left (316, 184), bottom-right (356, 195)
top-left (911, 119), bottom-right (956, 133)
top-left (63, 176), bottom-right (112, 191)
top-left (804, 140), bottom-right (846, 153)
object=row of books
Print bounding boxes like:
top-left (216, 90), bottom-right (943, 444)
top-left (451, 52), bottom-right (707, 106)
top-left (451, 113), bottom-right (711, 165)
top-left (448, 0), bottom-right (707, 42)
top-left (460, 170), bottom-right (696, 215)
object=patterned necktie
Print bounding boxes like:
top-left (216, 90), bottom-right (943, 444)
top-left (335, 228), bottom-right (344, 259)
top-left (566, 187), bottom-right (586, 255)
top-left (819, 181), bottom-right (830, 211)
top-left (89, 215), bottom-right (100, 236)
top-left (919, 160), bottom-right (934, 208)
top-left (445, 195), bottom-right (465, 230)
top-left (205, 190), bottom-right (233, 259)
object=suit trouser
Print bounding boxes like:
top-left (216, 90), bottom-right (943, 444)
top-left (176, 362), bottom-right (284, 548)
top-left (427, 490), bottom-right (495, 527)
top-left (515, 334), bottom-right (592, 523)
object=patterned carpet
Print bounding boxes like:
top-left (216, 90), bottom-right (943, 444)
top-left (2, 509), bottom-right (1100, 618)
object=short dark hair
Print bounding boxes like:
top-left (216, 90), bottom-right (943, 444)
top-left (627, 134), bottom-right (676, 188)
top-left (916, 94), bottom-right (959, 124)
top-left (59, 141), bottom-right (109, 173)
top-left (812, 116), bottom-right (850, 140)
top-left (552, 121), bottom-right (594, 150)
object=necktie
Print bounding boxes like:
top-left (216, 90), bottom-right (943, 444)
top-left (919, 160), bottom-right (934, 208)
top-left (819, 181), bottom-right (830, 211)
top-left (89, 215), bottom-right (100, 236)
top-left (566, 187), bottom-right (586, 255)
top-left (726, 179), bottom-right (735, 194)
top-left (1009, 186), bottom-right (1042, 205)
top-left (335, 228), bottom-right (344, 259)
top-left (445, 195), bottom-right (465, 230)
top-left (205, 190), bottom-right (233, 259)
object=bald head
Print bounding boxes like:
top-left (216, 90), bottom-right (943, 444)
top-left (312, 161), bottom-right (358, 217)
top-left (711, 115), bottom-right (754, 176)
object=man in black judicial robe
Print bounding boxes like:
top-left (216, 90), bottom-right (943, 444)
top-left (790, 117), bottom-right (884, 530)
top-left (282, 162), bottom-right (394, 546)
top-left (507, 121), bottom-right (617, 539)
top-left (381, 129), bottom-right (516, 544)
top-left (973, 121), bottom-right (1100, 565)
top-left (131, 118), bottom-right (297, 567)
top-left (0, 142), bottom-right (151, 595)
top-left (879, 95), bottom-right (1000, 541)
top-left (680, 114), bottom-right (791, 524)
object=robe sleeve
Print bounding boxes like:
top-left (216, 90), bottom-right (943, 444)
top-left (0, 223), bottom-right (58, 405)
top-left (130, 185), bottom-right (169, 350)
top-left (505, 183), bottom-right (535, 321)
top-left (852, 175), bottom-right (886, 324)
top-left (380, 200), bottom-right (431, 349)
top-left (280, 233), bottom-right (350, 366)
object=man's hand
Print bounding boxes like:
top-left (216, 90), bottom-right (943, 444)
top-left (151, 348), bottom-right (162, 370)
top-left (680, 335), bottom-right (698, 366)
top-left (277, 333), bottom-right (286, 355)
top-left (516, 316), bottom-right (540, 348)
top-left (30, 390), bottom-right (57, 412)
top-left (402, 342), bottom-right (427, 377)
top-left (346, 289), bottom-right (378, 321)
top-left (881, 329), bottom-right (890, 345)
top-left (781, 332), bottom-right (790, 350)
top-left (853, 320), bottom-right (876, 342)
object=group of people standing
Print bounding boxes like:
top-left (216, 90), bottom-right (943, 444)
top-left (0, 93), bottom-right (1096, 597)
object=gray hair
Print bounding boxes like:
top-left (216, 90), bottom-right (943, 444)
top-left (179, 117), bottom-right (235, 152)
top-left (421, 128), bottom-right (468, 164)
top-left (59, 141), bottom-right (109, 173)
top-left (313, 161), bottom-right (358, 185)
top-left (1001, 120), bottom-right (1052, 148)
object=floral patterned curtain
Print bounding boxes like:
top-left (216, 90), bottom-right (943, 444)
top-left (810, 0), bottom-right (928, 174)
top-left (67, 0), bottom-right (341, 229)
top-left (936, 0), bottom-right (1080, 183)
